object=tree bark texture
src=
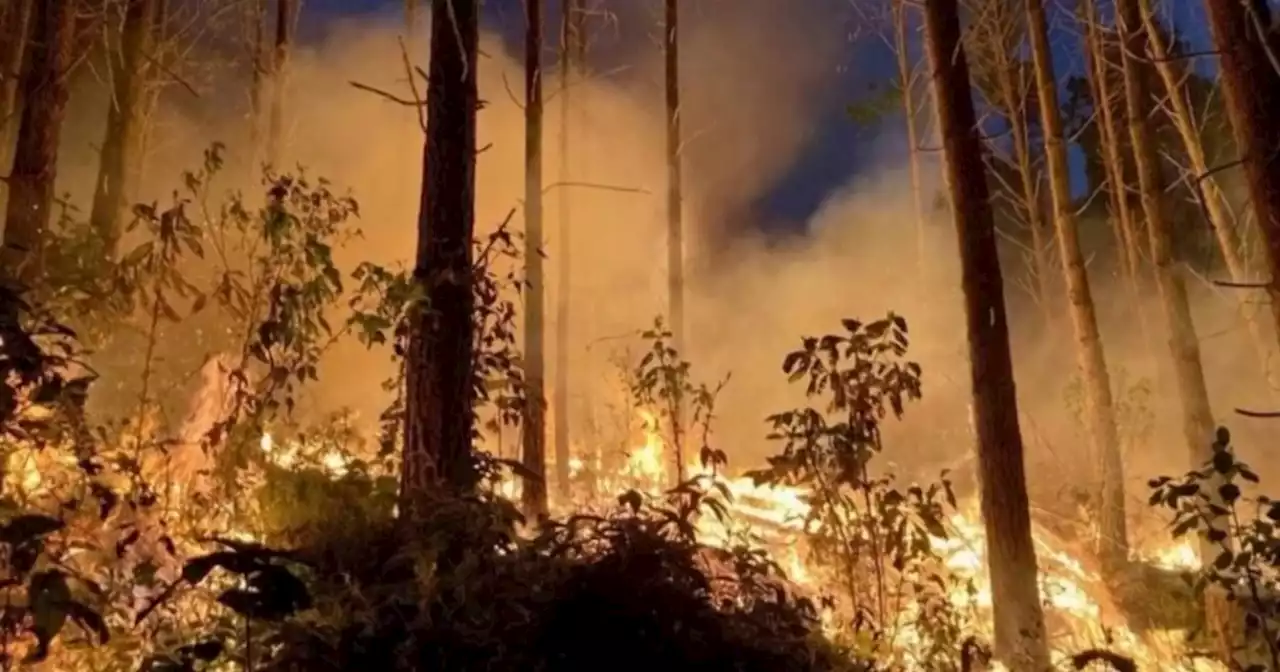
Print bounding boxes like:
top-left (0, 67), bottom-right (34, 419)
top-left (3, 0), bottom-right (76, 284)
top-left (401, 0), bottom-right (481, 513)
top-left (921, 0), bottom-right (1049, 668)
top-left (522, 0), bottom-right (548, 519)
top-left (90, 0), bottom-right (158, 258)
top-left (1026, 0), bottom-right (1129, 569)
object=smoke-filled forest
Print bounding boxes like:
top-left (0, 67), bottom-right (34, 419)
top-left (2, 0), bottom-right (1280, 669)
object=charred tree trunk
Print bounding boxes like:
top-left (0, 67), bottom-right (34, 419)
top-left (1202, 0), bottom-right (1280, 376)
top-left (266, 0), bottom-right (293, 167)
top-left (664, 0), bottom-right (686, 481)
top-left (401, 0), bottom-right (481, 512)
top-left (90, 0), bottom-right (157, 258)
top-left (522, 0), bottom-right (548, 519)
top-left (3, 0), bottom-right (75, 283)
top-left (554, 0), bottom-right (585, 501)
top-left (923, 0), bottom-right (1049, 667)
top-left (1026, 0), bottom-right (1128, 569)
top-left (0, 0), bottom-right (33, 171)
top-left (1115, 0), bottom-right (1215, 471)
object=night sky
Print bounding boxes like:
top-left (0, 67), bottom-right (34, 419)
top-left (298, 0), bottom-right (1219, 228)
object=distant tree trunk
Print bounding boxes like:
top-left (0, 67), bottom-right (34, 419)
top-left (1202, 0), bottom-right (1280, 376)
top-left (400, 0), bottom-right (480, 512)
top-left (892, 0), bottom-right (928, 282)
top-left (0, 0), bottom-right (33, 171)
top-left (922, 0), bottom-right (1049, 668)
top-left (90, 0), bottom-right (158, 258)
top-left (1082, 0), bottom-right (1145, 306)
top-left (404, 0), bottom-right (418, 46)
top-left (267, 0), bottom-right (294, 167)
top-left (554, 0), bottom-right (585, 501)
top-left (522, 0), bottom-right (548, 519)
top-left (1026, 0), bottom-right (1128, 570)
top-left (3, 0), bottom-right (75, 284)
top-left (1115, 0), bottom-right (1215, 467)
top-left (1143, 0), bottom-right (1280, 394)
top-left (983, 6), bottom-right (1055, 328)
top-left (248, 0), bottom-right (267, 161)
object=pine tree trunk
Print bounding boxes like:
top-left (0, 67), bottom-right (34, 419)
top-left (248, 0), bottom-right (267, 161)
top-left (90, 0), bottom-right (157, 258)
top-left (521, 0), bottom-right (548, 519)
top-left (664, 0), bottom-right (686, 481)
top-left (0, 0), bottom-right (33, 172)
top-left (3, 0), bottom-right (75, 284)
top-left (267, 0), bottom-right (293, 167)
top-left (987, 17), bottom-right (1055, 329)
top-left (1202, 0), bottom-right (1280, 376)
top-left (922, 0), bottom-right (1049, 667)
top-left (1143, 0), bottom-right (1280, 394)
top-left (1026, 0), bottom-right (1128, 570)
top-left (554, 0), bottom-right (584, 501)
top-left (401, 0), bottom-right (480, 513)
top-left (1116, 0), bottom-right (1215, 463)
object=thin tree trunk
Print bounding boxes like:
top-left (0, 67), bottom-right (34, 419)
top-left (248, 0), bottom-right (267, 162)
top-left (521, 0), bottom-right (548, 519)
top-left (987, 16), bottom-right (1055, 329)
top-left (3, 0), bottom-right (75, 284)
top-left (1142, 0), bottom-right (1280, 394)
top-left (267, 0), bottom-right (293, 168)
top-left (1115, 0), bottom-right (1215, 470)
top-left (554, 0), bottom-right (584, 501)
top-left (892, 0), bottom-right (927, 282)
top-left (664, 0), bottom-right (685, 481)
top-left (401, 0), bottom-right (480, 512)
top-left (921, 0), bottom-right (1049, 667)
top-left (0, 0), bottom-right (33, 172)
top-left (1082, 0), bottom-right (1143, 297)
top-left (90, 0), bottom-right (158, 258)
top-left (404, 0), bottom-right (418, 46)
top-left (1202, 0), bottom-right (1280, 382)
top-left (1026, 0), bottom-right (1129, 570)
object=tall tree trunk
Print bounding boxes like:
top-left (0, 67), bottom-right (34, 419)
top-left (404, 0), bottom-right (418, 46)
top-left (554, 0), bottom-right (584, 501)
top-left (664, 0), bottom-right (685, 481)
top-left (1082, 0), bottom-right (1145, 309)
top-left (0, 0), bottom-right (33, 172)
top-left (1026, 0), bottom-right (1128, 570)
top-left (3, 0), bottom-right (75, 284)
top-left (922, 0), bottom-right (1049, 667)
top-left (248, 0), bottom-right (267, 162)
top-left (267, 0), bottom-right (293, 167)
top-left (1115, 0), bottom-right (1215, 469)
top-left (522, 0), bottom-right (548, 519)
top-left (401, 0), bottom-right (480, 512)
top-left (892, 0), bottom-right (928, 282)
top-left (90, 0), bottom-right (157, 258)
top-left (1202, 0), bottom-right (1280, 377)
top-left (985, 11), bottom-right (1055, 329)
top-left (1143, 0), bottom-right (1280, 394)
